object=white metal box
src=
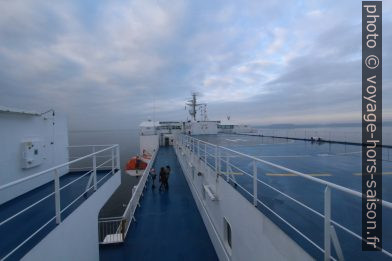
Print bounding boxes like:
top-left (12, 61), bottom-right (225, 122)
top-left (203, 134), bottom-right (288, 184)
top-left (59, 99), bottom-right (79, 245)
top-left (21, 139), bottom-right (44, 169)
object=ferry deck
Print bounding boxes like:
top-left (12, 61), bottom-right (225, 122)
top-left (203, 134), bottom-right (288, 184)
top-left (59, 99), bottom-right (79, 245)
top-left (100, 146), bottom-right (218, 260)
top-left (1, 133), bottom-right (391, 260)
top-left (102, 133), bottom-right (391, 261)
top-left (196, 134), bottom-right (392, 260)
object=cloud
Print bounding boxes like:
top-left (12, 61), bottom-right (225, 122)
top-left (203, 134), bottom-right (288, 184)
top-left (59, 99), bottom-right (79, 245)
top-left (266, 27), bottom-right (286, 55)
top-left (0, 0), bottom-right (390, 129)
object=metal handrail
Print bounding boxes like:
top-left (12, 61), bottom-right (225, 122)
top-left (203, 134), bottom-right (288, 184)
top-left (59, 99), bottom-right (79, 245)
top-left (223, 157), bottom-right (391, 257)
top-left (178, 134), bottom-right (392, 260)
top-left (0, 154), bottom-right (114, 227)
top-left (69, 155), bottom-right (112, 159)
top-left (123, 151), bottom-right (157, 236)
top-left (67, 144), bottom-right (117, 148)
top-left (0, 144), bottom-right (120, 260)
top-left (0, 169), bottom-right (92, 227)
top-left (97, 149), bottom-right (157, 244)
top-left (0, 145), bottom-right (118, 191)
top-left (99, 216), bottom-right (124, 221)
top-left (60, 170), bottom-right (113, 215)
top-left (1, 172), bottom-right (113, 260)
top-left (188, 136), bottom-right (392, 209)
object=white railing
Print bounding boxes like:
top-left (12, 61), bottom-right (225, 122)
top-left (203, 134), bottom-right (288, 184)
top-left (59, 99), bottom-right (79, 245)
top-left (67, 144), bottom-right (119, 171)
top-left (123, 151), bottom-right (157, 236)
top-left (246, 129), bottom-right (392, 160)
top-left (98, 150), bottom-right (157, 244)
top-left (98, 217), bottom-right (125, 244)
top-left (253, 128), bottom-right (364, 144)
top-left (0, 144), bottom-right (120, 260)
top-left (177, 134), bottom-right (392, 261)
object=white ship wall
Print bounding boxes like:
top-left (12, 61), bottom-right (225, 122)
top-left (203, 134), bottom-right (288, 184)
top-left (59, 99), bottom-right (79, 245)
top-left (174, 142), bottom-right (313, 261)
top-left (0, 111), bottom-right (69, 204)
top-left (233, 125), bottom-right (254, 134)
top-left (140, 134), bottom-right (159, 155)
top-left (186, 121), bottom-right (218, 135)
top-left (159, 133), bottom-right (176, 146)
top-left (22, 171), bottom-right (121, 261)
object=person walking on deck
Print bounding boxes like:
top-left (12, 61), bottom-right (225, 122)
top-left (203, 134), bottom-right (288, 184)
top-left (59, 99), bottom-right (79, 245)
top-left (165, 165), bottom-right (171, 190)
top-left (159, 167), bottom-right (167, 191)
top-left (150, 168), bottom-right (156, 188)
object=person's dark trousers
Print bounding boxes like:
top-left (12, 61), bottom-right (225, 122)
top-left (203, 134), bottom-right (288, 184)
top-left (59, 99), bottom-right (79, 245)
top-left (159, 182), bottom-right (165, 191)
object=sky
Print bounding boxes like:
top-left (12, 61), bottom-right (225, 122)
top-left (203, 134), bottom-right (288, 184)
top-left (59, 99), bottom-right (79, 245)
top-left (0, 0), bottom-right (391, 130)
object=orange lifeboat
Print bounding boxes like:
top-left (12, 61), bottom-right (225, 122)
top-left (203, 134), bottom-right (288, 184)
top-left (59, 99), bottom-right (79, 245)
top-left (125, 156), bottom-right (148, 176)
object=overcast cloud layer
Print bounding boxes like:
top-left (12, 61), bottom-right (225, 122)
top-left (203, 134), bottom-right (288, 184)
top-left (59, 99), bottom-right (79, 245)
top-left (0, 0), bottom-right (391, 130)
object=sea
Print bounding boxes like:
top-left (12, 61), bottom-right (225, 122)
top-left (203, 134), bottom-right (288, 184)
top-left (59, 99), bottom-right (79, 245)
top-left (256, 126), bottom-right (392, 145)
top-left (68, 126), bottom-right (392, 171)
top-left (69, 129), bottom-right (140, 171)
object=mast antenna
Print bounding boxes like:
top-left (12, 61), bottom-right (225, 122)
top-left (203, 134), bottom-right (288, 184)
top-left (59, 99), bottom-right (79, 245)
top-left (185, 92), bottom-right (203, 121)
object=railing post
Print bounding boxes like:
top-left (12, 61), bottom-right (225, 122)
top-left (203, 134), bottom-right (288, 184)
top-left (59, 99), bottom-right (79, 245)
top-left (186, 137), bottom-right (189, 155)
top-left (121, 219), bottom-right (126, 241)
top-left (226, 156), bottom-right (230, 182)
top-left (93, 147), bottom-right (97, 191)
top-left (253, 160), bottom-right (257, 207)
top-left (111, 148), bottom-right (115, 174)
top-left (330, 225), bottom-right (344, 261)
top-left (215, 145), bottom-right (218, 173)
top-left (197, 140), bottom-right (200, 158)
top-left (218, 147), bottom-right (221, 174)
top-left (54, 169), bottom-right (61, 224)
top-left (116, 146), bottom-right (120, 171)
top-left (204, 143), bottom-right (207, 164)
top-left (324, 186), bottom-right (331, 261)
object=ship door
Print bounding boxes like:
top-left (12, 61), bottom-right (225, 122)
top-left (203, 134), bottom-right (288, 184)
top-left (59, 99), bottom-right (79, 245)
top-left (165, 137), bottom-right (170, 146)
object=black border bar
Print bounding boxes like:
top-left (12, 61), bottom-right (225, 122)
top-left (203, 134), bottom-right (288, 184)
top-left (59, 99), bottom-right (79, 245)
top-left (362, 1), bottom-right (382, 251)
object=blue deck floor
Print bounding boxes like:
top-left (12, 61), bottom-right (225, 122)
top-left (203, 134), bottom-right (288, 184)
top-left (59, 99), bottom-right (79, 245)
top-left (100, 147), bottom-right (218, 261)
top-left (0, 170), bottom-right (113, 260)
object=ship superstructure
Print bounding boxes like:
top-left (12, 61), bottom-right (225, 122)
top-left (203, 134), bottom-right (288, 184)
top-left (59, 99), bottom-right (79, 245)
top-left (0, 107), bottom-right (121, 260)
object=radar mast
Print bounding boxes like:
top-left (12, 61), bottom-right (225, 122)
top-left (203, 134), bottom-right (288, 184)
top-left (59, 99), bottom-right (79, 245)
top-left (185, 93), bottom-right (207, 121)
